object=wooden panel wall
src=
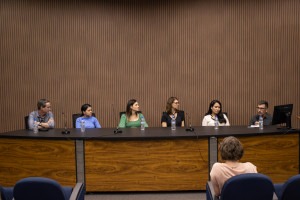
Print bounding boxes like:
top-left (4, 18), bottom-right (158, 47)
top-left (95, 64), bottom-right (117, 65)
top-left (85, 139), bottom-right (208, 191)
top-left (0, 138), bottom-right (76, 186)
top-left (218, 134), bottom-right (299, 183)
top-left (1, 0), bottom-right (300, 132)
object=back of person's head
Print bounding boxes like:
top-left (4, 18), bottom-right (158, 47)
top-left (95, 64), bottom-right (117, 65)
top-left (258, 100), bottom-right (269, 108)
top-left (37, 99), bottom-right (50, 110)
top-left (126, 99), bottom-right (137, 117)
top-left (166, 97), bottom-right (178, 114)
top-left (220, 136), bottom-right (244, 161)
top-left (81, 103), bottom-right (92, 115)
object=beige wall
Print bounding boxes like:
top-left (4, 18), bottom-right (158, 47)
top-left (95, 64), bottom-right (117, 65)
top-left (1, 0), bottom-right (299, 132)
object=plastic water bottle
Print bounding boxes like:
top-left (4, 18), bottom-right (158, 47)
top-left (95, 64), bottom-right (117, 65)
top-left (140, 116), bottom-right (145, 131)
top-left (171, 115), bottom-right (176, 130)
top-left (80, 120), bottom-right (85, 133)
top-left (259, 115), bottom-right (263, 129)
top-left (33, 118), bottom-right (38, 134)
top-left (214, 115), bottom-right (219, 129)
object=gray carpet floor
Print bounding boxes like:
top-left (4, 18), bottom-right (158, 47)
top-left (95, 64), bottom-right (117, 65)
top-left (85, 191), bottom-right (206, 200)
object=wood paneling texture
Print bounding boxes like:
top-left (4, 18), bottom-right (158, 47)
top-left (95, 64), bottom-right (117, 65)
top-left (217, 134), bottom-right (299, 183)
top-left (85, 139), bottom-right (208, 191)
top-left (0, 0), bottom-right (300, 132)
top-left (0, 138), bottom-right (76, 186)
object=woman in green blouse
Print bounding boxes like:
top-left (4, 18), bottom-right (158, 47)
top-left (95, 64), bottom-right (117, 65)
top-left (118, 99), bottom-right (148, 128)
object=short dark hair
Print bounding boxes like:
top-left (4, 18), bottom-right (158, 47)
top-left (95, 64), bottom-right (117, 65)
top-left (220, 136), bottom-right (244, 161)
top-left (258, 100), bottom-right (269, 108)
top-left (81, 103), bottom-right (92, 115)
top-left (37, 99), bottom-right (50, 110)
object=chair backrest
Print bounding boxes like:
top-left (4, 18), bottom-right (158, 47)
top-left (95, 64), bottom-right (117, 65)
top-left (0, 187), bottom-right (13, 200)
top-left (24, 116), bottom-right (29, 129)
top-left (72, 113), bottom-right (95, 128)
top-left (279, 174), bottom-right (300, 200)
top-left (13, 177), bottom-right (71, 200)
top-left (220, 173), bottom-right (274, 200)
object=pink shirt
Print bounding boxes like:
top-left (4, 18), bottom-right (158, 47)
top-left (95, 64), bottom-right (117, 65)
top-left (210, 162), bottom-right (257, 197)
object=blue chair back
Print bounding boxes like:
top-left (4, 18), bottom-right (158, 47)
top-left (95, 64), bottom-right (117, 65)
top-left (220, 173), bottom-right (274, 200)
top-left (13, 177), bottom-right (72, 200)
top-left (0, 186), bottom-right (13, 200)
top-left (276, 174), bottom-right (300, 200)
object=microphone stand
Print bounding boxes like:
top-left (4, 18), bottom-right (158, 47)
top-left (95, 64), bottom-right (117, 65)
top-left (112, 104), bottom-right (122, 134)
top-left (185, 112), bottom-right (194, 132)
top-left (61, 112), bottom-right (70, 134)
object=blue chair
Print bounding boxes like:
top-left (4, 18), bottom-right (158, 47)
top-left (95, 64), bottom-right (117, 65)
top-left (206, 173), bottom-right (274, 200)
top-left (0, 186), bottom-right (13, 200)
top-left (274, 174), bottom-right (300, 200)
top-left (13, 177), bottom-right (85, 200)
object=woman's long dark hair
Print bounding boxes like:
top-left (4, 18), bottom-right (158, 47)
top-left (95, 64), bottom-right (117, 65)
top-left (126, 99), bottom-right (138, 118)
top-left (81, 103), bottom-right (92, 116)
top-left (205, 100), bottom-right (227, 124)
top-left (166, 97), bottom-right (178, 115)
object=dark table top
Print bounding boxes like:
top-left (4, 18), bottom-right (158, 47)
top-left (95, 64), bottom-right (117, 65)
top-left (0, 126), bottom-right (298, 140)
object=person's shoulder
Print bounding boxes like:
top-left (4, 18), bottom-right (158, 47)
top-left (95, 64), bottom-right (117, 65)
top-left (211, 162), bottom-right (224, 169)
top-left (211, 162), bottom-right (224, 174)
top-left (48, 111), bottom-right (54, 116)
top-left (76, 116), bottom-right (83, 121)
top-left (243, 162), bottom-right (257, 170)
top-left (266, 113), bottom-right (272, 118)
top-left (91, 116), bottom-right (98, 120)
top-left (203, 114), bottom-right (210, 119)
top-left (29, 110), bottom-right (36, 115)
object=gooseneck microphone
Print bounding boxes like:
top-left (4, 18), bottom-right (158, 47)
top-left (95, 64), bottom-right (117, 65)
top-left (112, 104), bottom-right (122, 134)
top-left (61, 112), bottom-right (70, 134)
top-left (185, 112), bottom-right (194, 132)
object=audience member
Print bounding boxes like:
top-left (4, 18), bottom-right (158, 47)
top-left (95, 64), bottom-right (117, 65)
top-left (210, 136), bottom-right (257, 197)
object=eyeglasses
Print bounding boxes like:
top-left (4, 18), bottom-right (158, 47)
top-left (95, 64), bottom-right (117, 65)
top-left (173, 102), bottom-right (179, 104)
top-left (256, 107), bottom-right (266, 110)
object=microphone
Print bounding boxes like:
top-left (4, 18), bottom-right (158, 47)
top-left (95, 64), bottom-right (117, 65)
top-left (112, 104), bottom-right (122, 134)
top-left (185, 112), bottom-right (194, 132)
top-left (61, 112), bottom-right (70, 134)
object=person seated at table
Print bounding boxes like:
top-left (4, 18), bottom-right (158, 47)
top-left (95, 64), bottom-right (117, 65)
top-left (210, 136), bottom-right (257, 197)
top-left (202, 100), bottom-right (230, 126)
top-left (76, 103), bottom-right (101, 128)
top-left (161, 97), bottom-right (185, 127)
top-left (249, 100), bottom-right (272, 126)
top-left (118, 99), bottom-right (148, 128)
top-left (28, 98), bottom-right (55, 130)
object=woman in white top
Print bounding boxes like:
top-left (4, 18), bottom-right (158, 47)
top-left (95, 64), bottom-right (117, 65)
top-left (202, 99), bottom-right (230, 126)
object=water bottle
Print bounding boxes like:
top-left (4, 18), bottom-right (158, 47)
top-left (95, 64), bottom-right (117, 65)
top-left (140, 116), bottom-right (145, 131)
top-left (259, 115), bottom-right (263, 129)
top-left (171, 115), bottom-right (176, 130)
top-left (214, 115), bottom-right (219, 129)
top-left (80, 120), bottom-right (85, 133)
top-left (33, 118), bottom-right (38, 134)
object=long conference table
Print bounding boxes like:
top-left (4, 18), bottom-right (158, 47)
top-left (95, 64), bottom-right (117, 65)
top-left (0, 126), bottom-right (299, 192)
